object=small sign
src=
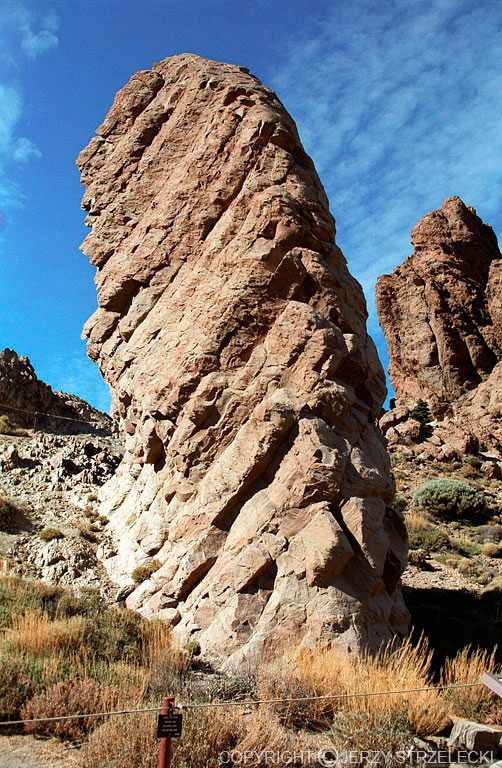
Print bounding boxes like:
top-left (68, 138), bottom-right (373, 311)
top-left (157, 713), bottom-right (183, 739)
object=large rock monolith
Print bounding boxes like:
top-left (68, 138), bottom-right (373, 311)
top-left (78, 54), bottom-right (408, 669)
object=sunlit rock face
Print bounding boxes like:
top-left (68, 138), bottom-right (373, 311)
top-left (376, 196), bottom-right (502, 457)
top-left (78, 54), bottom-right (408, 670)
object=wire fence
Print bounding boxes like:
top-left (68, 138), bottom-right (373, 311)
top-left (0, 681), bottom-right (485, 727)
top-left (0, 401), bottom-right (106, 426)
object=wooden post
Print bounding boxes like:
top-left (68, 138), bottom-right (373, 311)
top-left (158, 697), bottom-right (175, 768)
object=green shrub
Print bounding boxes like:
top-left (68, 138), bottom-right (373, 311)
top-left (413, 478), bottom-right (486, 522)
top-left (408, 528), bottom-right (450, 553)
top-left (131, 559), bottom-right (161, 584)
top-left (55, 588), bottom-right (105, 619)
top-left (39, 527), bottom-right (65, 542)
top-left (82, 609), bottom-right (144, 662)
top-left (0, 652), bottom-right (62, 719)
top-left (409, 399), bottom-right (433, 425)
top-left (464, 455), bottom-right (482, 469)
top-left (393, 493), bottom-right (408, 512)
top-left (185, 640), bottom-right (201, 657)
top-left (454, 539), bottom-right (482, 557)
top-left (408, 549), bottom-right (429, 568)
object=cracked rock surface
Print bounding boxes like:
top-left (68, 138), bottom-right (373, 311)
top-left (78, 53), bottom-right (408, 669)
top-left (376, 196), bottom-right (502, 457)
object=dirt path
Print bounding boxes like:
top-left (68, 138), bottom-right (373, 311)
top-left (0, 734), bottom-right (79, 768)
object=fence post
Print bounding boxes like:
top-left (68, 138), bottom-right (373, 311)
top-left (159, 696), bottom-right (175, 768)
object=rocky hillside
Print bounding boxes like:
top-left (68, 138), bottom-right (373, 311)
top-left (0, 351), bottom-right (122, 594)
top-left (376, 198), bottom-right (502, 662)
top-left (0, 348), bottom-right (114, 436)
top-left (77, 53), bottom-right (408, 670)
top-left (376, 197), bottom-right (502, 456)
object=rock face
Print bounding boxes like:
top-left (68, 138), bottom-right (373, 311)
top-left (376, 197), bottom-right (502, 456)
top-left (78, 54), bottom-right (408, 669)
top-left (0, 348), bottom-right (114, 435)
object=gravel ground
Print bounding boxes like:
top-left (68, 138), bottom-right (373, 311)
top-left (0, 734), bottom-right (79, 768)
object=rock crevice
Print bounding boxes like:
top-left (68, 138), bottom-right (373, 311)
top-left (79, 54), bottom-right (407, 668)
top-left (376, 196), bottom-right (502, 457)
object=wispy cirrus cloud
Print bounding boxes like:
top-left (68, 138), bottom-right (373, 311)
top-left (268, 0), bottom-right (502, 376)
top-left (18, 9), bottom-right (59, 59)
top-left (0, 3), bottom-right (59, 228)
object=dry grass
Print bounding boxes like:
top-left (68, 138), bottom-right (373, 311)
top-left (82, 706), bottom-right (239, 768)
top-left (482, 542), bottom-right (502, 558)
top-left (404, 509), bottom-right (430, 531)
top-left (0, 414), bottom-right (29, 436)
top-left (2, 575), bottom-right (501, 766)
top-left (21, 678), bottom-right (129, 741)
top-left (260, 634), bottom-right (449, 737)
top-left (5, 610), bottom-right (87, 656)
top-left (440, 645), bottom-right (502, 725)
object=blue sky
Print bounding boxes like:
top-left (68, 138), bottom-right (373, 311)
top-left (0, 0), bottom-right (501, 413)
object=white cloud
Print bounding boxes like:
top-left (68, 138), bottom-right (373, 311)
top-left (268, 0), bottom-right (502, 396)
top-left (0, 4), bottom-right (59, 214)
top-left (6, 5), bottom-right (59, 60)
top-left (12, 137), bottom-right (41, 162)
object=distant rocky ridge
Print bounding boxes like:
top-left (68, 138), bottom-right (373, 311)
top-left (78, 53), bottom-right (408, 669)
top-left (376, 197), bottom-right (502, 458)
top-left (0, 348), bottom-right (114, 436)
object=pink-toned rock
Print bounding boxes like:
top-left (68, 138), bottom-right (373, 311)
top-left (376, 198), bottom-right (501, 412)
top-left (78, 54), bottom-right (408, 669)
top-left (376, 197), bottom-right (502, 458)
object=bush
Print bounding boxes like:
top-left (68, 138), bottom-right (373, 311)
top-left (393, 493), bottom-right (408, 512)
top-left (482, 542), bottom-right (502, 558)
top-left (131, 559), bottom-right (161, 584)
top-left (474, 525), bottom-right (502, 545)
top-left (464, 455), bottom-right (482, 469)
top-left (408, 549), bottom-right (429, 568)
top-left (409, 399), bottom-right (432, 425)
top-left (0, 652), bottom-right (60, 719)
top-left (408, 528), bottom-right (450, 553)
top-left (184, 640), bottom-right (201, 657)
top-left (39, 527), bottom-right (65, 542)
top-left (0, 414), bottom-right (29, 436)
top-left (413, 478), bottom-right (486, 522)
top-left (329, 710), bottom-right (414, 767)
top-left (21, 679), bottom-right (123, 741)
top-left (454, 539), bottom-right (482, 557)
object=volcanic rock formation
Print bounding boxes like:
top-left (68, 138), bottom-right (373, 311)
top-left (0, 348), bottom-right (113, 435)
top-left (78, 54), bottom-right (408, 669)
top-left (376, 197), bottom-right (502, 456)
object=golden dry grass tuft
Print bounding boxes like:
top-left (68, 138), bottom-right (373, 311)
top-left (82, 707), bottom-right (240, 768)
top-left (440, 645), bottom-right (502, 725)
top-left (404, 509), bottom-right (430, 531)
top-left (259, 634), bottom-right (449, 737)
top-left (5, 610), bottom-right (87, 656)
